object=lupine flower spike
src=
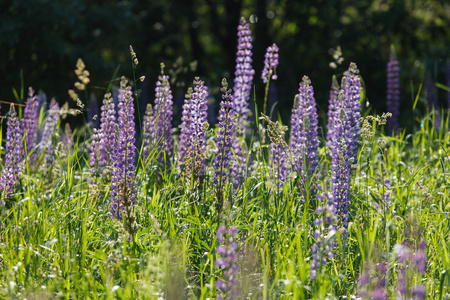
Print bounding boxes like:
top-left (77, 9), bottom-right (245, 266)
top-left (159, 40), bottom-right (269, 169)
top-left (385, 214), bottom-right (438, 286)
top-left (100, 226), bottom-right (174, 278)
top-left (213, 79), bottom-right (237, 211)
top-left (326, 75), bottom-right (340, 145)
top-left (142, 103), bottom-right (156, 164)
top-left (153, 63), bottom-right (174, 166)
top-left (289, 75), bottom-right (319, 195)
top-left (328, 63), bottom-right (362, 231)
top-left (1, 105), bottom-right (23, 200)
top-left (386, 46), bottom-right (400, 133)
top-left (22, 87), bottom-right (39, 164)
top-left (262, 43), bottom-right (279, 116)
top-left (110, 77), bottom-right (137, 237)
top-left (233, 17), bottom-right (255, 129)
top-left (40, 99), bottom-right (60, 169)
top-left (215, 225), bottom-right (240, 300)
top-left (180, 77), bottom-right (208, 187)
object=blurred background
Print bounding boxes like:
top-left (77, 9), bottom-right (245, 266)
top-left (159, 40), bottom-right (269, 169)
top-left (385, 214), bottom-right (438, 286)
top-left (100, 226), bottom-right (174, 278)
top-left (1, 0), bottom-right (449, 130)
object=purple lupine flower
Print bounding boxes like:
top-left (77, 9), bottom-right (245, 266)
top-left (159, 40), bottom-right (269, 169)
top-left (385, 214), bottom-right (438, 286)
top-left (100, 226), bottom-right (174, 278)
top-left (326, 75), bottom-right (340, 144)
top-left (153, 64), bottom-right (174, 165)
top-left (89, 128), bottom-right (101, 177)
top-left (213, 79), bottom-right (237, 210)
top-left (343, 62), bottom-right (362, 159)
top-left (180, 77), bottom-right (208, 184)
top-left (310, 203), bottom-right (336, 279)
top-left (1, 105), bottom-right (23, 199)
top-left (358, 262), bottom-right (388, 300)
top-left (110, 77), bottom-right (137, 221)
top-left (22, 87), bottom-right (39, 162)
top-left (39, 99), bottom-right (60, 167)
top-left (142, 103), bottom-right (157, 164)
top-left (233, 17), bottom-right (255, 128)
top-left (386, 47), bottom-right (400, 133)
top-left (178, 88), bottom-right (193, 165)
top-left (261, 43), bottom-right (279, 84)
top-left (98, 93), bottom-right (117, 169)
top-left (269, 141), bottom-right (289, 193)
top-left (327, 63), bottom-right (362, 229)
top-left (395, 238), bottom-right (427, 300)
top-left (289, 76), bottom-right (319, 185)
top-left (215, 225), bottom-right (240, 300)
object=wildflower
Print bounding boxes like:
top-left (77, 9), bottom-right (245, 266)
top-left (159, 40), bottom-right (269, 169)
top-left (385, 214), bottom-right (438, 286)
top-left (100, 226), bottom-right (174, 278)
top-left (22, 87), bottom-right (39, 163)
top-left (386, 46), bottom-right (400, 133)
top-left (110, 77), bottom-right (137, 222)
top-left (180, 77), bottom-right (208, 186)
top-left (310, 203), bottom-right (337, 279)
top-left (142, 103), bottom-right (156, 163)
top-left (326, 75), bottom-right (340, 144)
top-left (1, 105), bottom-right (23, 199)
top-left (261, 43), bottom-right (279, 83)
top-left (39, 99), bottom-right (60, 168)
top-left (289, 76), bottom-right (319, 187)
top-left (215, 225), bottom-right (240, 300)
top-left (358, 261), bottom-right (388, 300)
top-left (153, 63), bottom-right (174, 166)
top-left (328, 63), bottom-right (362, 229)
top-left (213, 79), bottom-right (237, 210)
top-left (233, 17), bottom-right (255, 129)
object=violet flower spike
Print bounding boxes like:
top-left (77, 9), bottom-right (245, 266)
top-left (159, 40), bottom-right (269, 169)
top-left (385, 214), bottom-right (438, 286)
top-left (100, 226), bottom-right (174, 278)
top-left (326, 75), bottom-right (340, 145)
top-left (269, 141), bottom-right (288, 193)
top-left (22, 87), bottom-right (39, 163)
top-left (40, 99), bottom-right (60, 168)
top-left (142, 103), bottom-right (157, 163)
top-left (213, 78), bottom-right (237, 210)
top-left (1, 105), bottom-right (23, 199)
top-left (110, 77), bottom-right (137, 221)
top-left (386, 47), bottom-right (400, 133)
top-left (98, 93), bottom-right (116, 169)
top-left (233, 17), bottom-right (255, 129)
top-left (289, 76), bottom-right (319, 188)
top-left (261, 43), bottom-right (279, 83)
top-left (153, 63), bottom-right (174, 166)
top-left (178, 88), bottom-right (193, 165)
top-left (215, 225), bottom-right (240, 300)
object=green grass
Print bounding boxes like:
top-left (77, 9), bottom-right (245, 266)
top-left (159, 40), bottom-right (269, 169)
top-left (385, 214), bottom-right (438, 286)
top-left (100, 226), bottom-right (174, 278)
top-left (1, 96), bottom-right (450, 300)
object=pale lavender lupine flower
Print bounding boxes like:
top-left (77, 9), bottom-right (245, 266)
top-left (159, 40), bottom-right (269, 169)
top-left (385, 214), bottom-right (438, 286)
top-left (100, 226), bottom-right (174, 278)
top-left (153, 64), bottom-right (174, 165)
top-left (386, 47), bottom-right (400, 133)
top-left (396, 239), bottom-right (427, 300)
top-left (289, 76), bottom-right (319, 186)
top-left (261, 43), bottom-right (279, 84)
top-left (215, 225), bottom-right (240, 300)
top-left (110, 78), bottom-right (137, 221)
top-left (310, 203), bottom-right (337, 279)
top-left (358, 262), bottom-right (388, 300)
top-left (233, 17), bottom-right (255, 128)
top-left (98, 93), bottom-right (116, 168)
top-left (327, 63), bottom-right (362, 229)
top-left (39, 99), bottom-right (60, 168)
top-left (213, 79), bottom-right (237, 210)
top-left (180, 77), bottom-right (208, 185)
top-left (22, 87), bottom-right (39, 162)
top-left (326, 75), bottom-right (340, 145)
top-left (1, 105), bottom-right (23, 199)
top-left (142, 103), bottom-right (157, 163)
top-left (269, 141), bottom-right (289, 193)
top-left (89, 93), bottom-right (116, 178)
top-left (178, 88), bottom-right (193, 165)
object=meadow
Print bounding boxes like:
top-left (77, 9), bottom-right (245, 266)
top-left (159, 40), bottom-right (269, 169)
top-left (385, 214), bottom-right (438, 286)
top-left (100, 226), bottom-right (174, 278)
top-left (1, 17), bottom-right (450, 300)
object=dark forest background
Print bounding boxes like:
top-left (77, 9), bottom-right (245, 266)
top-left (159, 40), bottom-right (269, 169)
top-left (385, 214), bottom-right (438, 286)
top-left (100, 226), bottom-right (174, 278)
top-left (1, 0), bottom-right (449, 130)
